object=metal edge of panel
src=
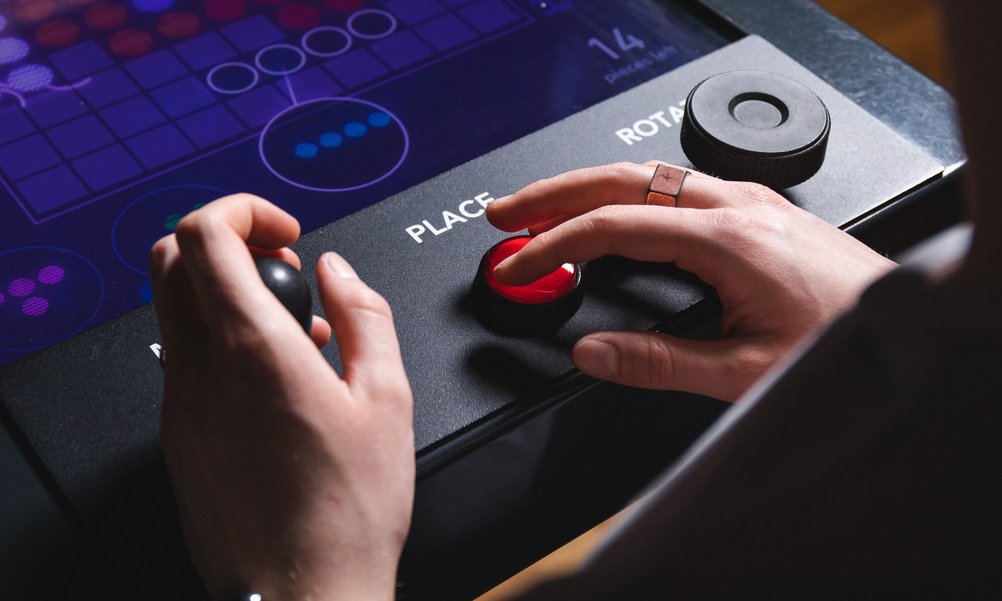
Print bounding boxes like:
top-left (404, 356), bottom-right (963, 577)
top-left (699, 0), bottom-right (964, 167)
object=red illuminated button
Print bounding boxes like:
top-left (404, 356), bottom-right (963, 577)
top-left (481, 236), bottom-right (578, 305)
top-left (472, 236), bottom-right (583, 335)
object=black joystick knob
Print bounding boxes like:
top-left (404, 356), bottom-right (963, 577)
top-left (254, 257), bottom-right (312, 334)
top-left (680, 70), bottom-right (830, 189)
top-left (470, 236), bottom-right (583, 336)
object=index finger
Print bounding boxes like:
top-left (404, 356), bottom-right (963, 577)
top-left (493, 205), bottom-right (729, 286)
top-left (173, 194), bottom-right (300, 328)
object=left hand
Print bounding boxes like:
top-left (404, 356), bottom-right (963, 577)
top-left (150, 194), bottom-right (415, 601)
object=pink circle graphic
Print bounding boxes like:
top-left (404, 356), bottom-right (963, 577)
top-left (8, 278), bottom-right (35, 297)
top-left (22, 296), bottom-right (49, 317)
top-left (0, 246), bottom-right (105, 353)
top-left (38, 265), bottom-right (66, 285)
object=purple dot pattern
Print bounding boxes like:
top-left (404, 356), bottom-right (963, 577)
top-left (22, 296), bottom-right (49, 317)
top-left (0, 248), bottom-right (105, 355)
top-left (0, 292), bottom-right (4, 307)
top-left (8, 277), bottom-right (35, 297)
top-left (5, 265), bottom-right (70, 321)
top-left (38, 265), bottom-right (66, 285)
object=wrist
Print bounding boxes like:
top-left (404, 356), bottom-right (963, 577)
top-left (215, 554), bottom-right (400, 601)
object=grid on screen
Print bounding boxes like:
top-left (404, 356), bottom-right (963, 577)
top-left (0, 0), bottom-right (533, 223)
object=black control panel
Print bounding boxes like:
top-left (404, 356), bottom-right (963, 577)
top-left (0, 1), bottom-right (964, 599)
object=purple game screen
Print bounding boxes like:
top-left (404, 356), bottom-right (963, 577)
top-left (0, 0), bottom-right (726, 366)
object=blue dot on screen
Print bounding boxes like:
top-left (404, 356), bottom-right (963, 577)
top-left (319, 132), bottom-right (342, 148)
top-left (0, 38), bottom-right (30, 65)
top-left (368, 112), bottom-right (391, 127)
top-left (295, 142), bottom-right (319, 159)
top-left (8, 64), bottom-right (54, 92)
top-left (344, 122), bottom-right (367, 138)
top-left (0, 16), bottom-right (8, 33)
top-left (133, 0), bottom-right (176, 12)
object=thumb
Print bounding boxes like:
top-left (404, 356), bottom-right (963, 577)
top-left (573, 332), bottom-right (773, 402)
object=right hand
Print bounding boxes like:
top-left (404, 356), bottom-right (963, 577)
top-left (487, 161), bottom-right (896, 401)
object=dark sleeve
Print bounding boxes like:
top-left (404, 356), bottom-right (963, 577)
top-left (516, 270), bottom-right (1002, 600)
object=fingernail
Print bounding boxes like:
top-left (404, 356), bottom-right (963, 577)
top-left (492, 195), bottom-right (511, 205)
top-left (323, 252), bottom-right (357, 279)
top-left (574, 339), bottom-right (618, 379)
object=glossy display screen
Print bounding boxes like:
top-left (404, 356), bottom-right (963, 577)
top-left (0, 0), bottom-right (728, 365)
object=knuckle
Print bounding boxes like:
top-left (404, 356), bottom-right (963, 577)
top-left (346, 286), bottom-right (394, 322)
top-left (726, 345), bottom-right (777, 384)
top-left (148, 236), bottom-right (176, 278)
top-left (582, 206), bottom-right (629, 252)
top-left (149, 235), bottom-right (174, 264)
top-left (589, 204), bottom-right (631, 227)
top-left (172, 213), bottom-right (199, 242)
top-left (707, 207), bottom-right (787, 246)
top-left (737, 181), bottom-right (785, 206)
top-left (638, 337), bottom-right (676, 389)
top-left (149, 234), bottom-right (171, 256)
top-left (618, 336), bottom-right (675, 389)
top-left (531, 227), bottom-right (558, 250)
top-left (524, 176), bottom-right (555, 198)
top-left (529, 228), bottom-right (573, 266)
top-left (708, 207), bottom-right (759, 237)
top-left (226, 192), bottom-right (264, 204)
top-left (600, 161), bottom-right (640, 185)
top-left (173, 209), bottom-right (216, 247)
top-left (720, 352), bottom-right (775, 400)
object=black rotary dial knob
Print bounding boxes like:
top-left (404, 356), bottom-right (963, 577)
top-left (680, 70), bottom-right (831, 189)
